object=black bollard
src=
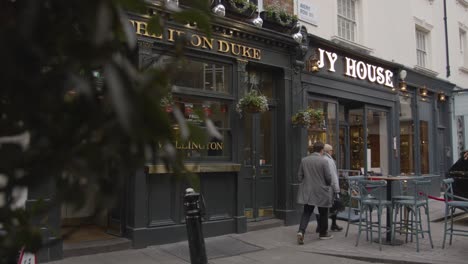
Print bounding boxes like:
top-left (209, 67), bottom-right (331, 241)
top-left (183, 188), bottom-right (208, 264)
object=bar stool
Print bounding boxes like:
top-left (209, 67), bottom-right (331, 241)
top-left (355, 180), bottom-right (392, 251)
top-left (392, 179), bottom-right (433, 252)
top-left (442, 178), bottom-right (468, 249)
top-left (345, 175), bottom-right (365, 237)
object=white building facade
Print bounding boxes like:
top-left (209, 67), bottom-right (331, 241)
top-left (287, 0), bottom-right (468, 166)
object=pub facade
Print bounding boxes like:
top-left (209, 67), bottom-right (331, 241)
top-left (40, 2), bottom-right (455, 261)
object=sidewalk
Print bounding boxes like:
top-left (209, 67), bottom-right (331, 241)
top-left (50, 199), bottom-right (468, 264)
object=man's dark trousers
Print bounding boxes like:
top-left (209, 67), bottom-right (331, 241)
top-left (298, 204), bottom-right (328, 236)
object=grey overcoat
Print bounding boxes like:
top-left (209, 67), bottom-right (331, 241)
top-left (296, 152), bottom-right (333, 207)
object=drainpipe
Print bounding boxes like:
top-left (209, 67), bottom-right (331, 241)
top-left (443, 0), bottom-right (451, 78)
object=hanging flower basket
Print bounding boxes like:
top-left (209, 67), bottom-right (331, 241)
top-left (236, 90), bottom-right (269, 116)
top-left (291, 108), bottom-right (324, 128)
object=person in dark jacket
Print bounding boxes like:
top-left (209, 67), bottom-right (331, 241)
top-left (296, 142), bottom-right (333, 245)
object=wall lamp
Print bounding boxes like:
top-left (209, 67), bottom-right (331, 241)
top-left (252, 12), bottom-right (263, 28)
top-left (292, 22), bottom-right (303, 44)
top-left (438, 92), bottom-right (446, 102)
top-left (399, 70), bottom-right (407, 92)
top-left (212, 0), bottom-right (225, 17)
top-left (306, 51), bottom-right (320, 72)
top-left (420, 85), bottom-right (428, 97)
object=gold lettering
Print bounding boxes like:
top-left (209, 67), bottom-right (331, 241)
top-left (168, 29), bottom-right (184, 42)
top-left (190, 34), bottom-right (202, 47)
top-left (253, 49), bottom-right (261, 60)
top-left (215, 142), bottom-right (223, 150)
top-left (230, 43), bottom-right (241, 55)
top-left (242, 46), bottom-right (252, 58)
top-left (202, 37), bottom-right (213, 50)
top-left (218, 40), bottom-right (230, 53)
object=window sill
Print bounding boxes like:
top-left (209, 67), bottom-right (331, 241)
top-left (459, 66), bottom-right (468, 74)
top-left (330, 36), bottom-right (374, 55)
top-left (146, 163), bottom-right (241, 174)
top-left (413, 65), bottom-right (439, 77)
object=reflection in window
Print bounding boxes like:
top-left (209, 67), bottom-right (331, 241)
top-left (155, 56), bottom-right (231, 94)
top-left (367, 109), bottom-right (388, 176)
top-left (400, 95), bottom-right (415, 174)
top-left (419, 99), bottom-right (433, 174)
top-left (349, 109), bottom-right (364, 171)
top-left (307, 100), bottom-right (337, 156)
top-left (170, 95), bottom-right (231, 160)
top-left (420, 121), bottom-right (429, 174)
top-left (246, 68), bottom-right (273, 98)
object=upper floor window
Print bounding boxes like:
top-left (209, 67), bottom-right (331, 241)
top-left (416, 28), bottom-right (428, 68)
top-left (460, 28), bottom-right (468, 68)
top-left (337, 0), bottom-right (357, 42)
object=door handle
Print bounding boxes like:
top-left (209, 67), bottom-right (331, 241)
top-left (252, 166), bottom-right (256, 179)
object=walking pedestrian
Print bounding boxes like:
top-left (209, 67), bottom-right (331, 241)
top-left (297, 142), bottom-right (334, 245)
top-left (316, 144), bottom-right (343, 233)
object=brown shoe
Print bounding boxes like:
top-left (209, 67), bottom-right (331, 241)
top-left (297, 232), bottom-right (304, 245)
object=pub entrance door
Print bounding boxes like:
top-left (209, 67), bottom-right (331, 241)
top-left (242, 109), bottom-right (275, 221)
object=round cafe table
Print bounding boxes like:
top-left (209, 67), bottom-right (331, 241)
top-left (368, 175), bottom-right (417, 245)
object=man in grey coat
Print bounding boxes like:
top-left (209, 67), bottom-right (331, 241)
top-left (316, 143), bottom-right (343, 232)
top-left (297, 142), bottom-right (333, 244)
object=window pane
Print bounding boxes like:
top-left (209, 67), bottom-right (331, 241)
top-left (170, 95), bottom-right (231, 160)
top-left (419, 99), bottom-right (433, 174)
top-left (399, 95), bottom-right (415, 175)
top-left (367, 109), bottom-right (389, 176)
top-left (307, 100), bottom-right (337, 156)
top-left (155, 56), bottom-right (231, 94)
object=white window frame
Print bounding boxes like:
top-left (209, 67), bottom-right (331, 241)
top-left (337, 0), bottom-right (357, 42)
top-left (460, 28), bottom-right (468, 68)
top-left (416, 28), bottom-right (428, 68)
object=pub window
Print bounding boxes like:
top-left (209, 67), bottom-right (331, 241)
top-left (158, 56), bottom-right (232, 94)
top-left (153, 56), bottom-right (233, 161)
top-left (171, 95), bottom-right (232, 161)
top-left (307, 100), bottom-right (337, 156)
top-left (399, 94), bottom-right (415, 175)
top-left (337, 0), bottom-right (357, 42)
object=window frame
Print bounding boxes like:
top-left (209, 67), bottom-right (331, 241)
top-left (337, 0), bottom-right (357, 42)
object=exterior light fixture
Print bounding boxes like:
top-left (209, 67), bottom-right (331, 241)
top-left (212, 1), bottom-right (225, 17)
top-left (399, 70), bottom-right (407, 92)
top-left (420, 85), bottom-right (428, 97)
top-left (252, 12), bottom-right (263, 28)
top-left (438, 92), bottom-right (446, 102)
top-left (306, 50), bottom-right (320, 73)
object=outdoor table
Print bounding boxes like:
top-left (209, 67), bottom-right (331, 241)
top-left (368, 175), bottom-right (417, 244)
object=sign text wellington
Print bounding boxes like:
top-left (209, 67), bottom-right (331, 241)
top-left (130, 20), bottom-right (261, 60)
top-left (308, 48), bottom-right (394, 88)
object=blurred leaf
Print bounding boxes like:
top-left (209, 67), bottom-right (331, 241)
top-left (173, 10), bottom-right (212, 37)
top-left (147, 13), bottom-right (163, 36)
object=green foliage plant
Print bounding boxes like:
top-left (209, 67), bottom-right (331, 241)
top-left (263, 1), bottom-right (298, 26)
top-left (228, 0), bottom-right (257, 13)
top-left (0, 0), bottom-right (212, 261)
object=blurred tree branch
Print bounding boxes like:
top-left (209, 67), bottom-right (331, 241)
top-left (0, 0), bottom-right (212, 262)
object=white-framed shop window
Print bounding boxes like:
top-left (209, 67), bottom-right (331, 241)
top-left (337, 0), bottom-right (357, 42)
